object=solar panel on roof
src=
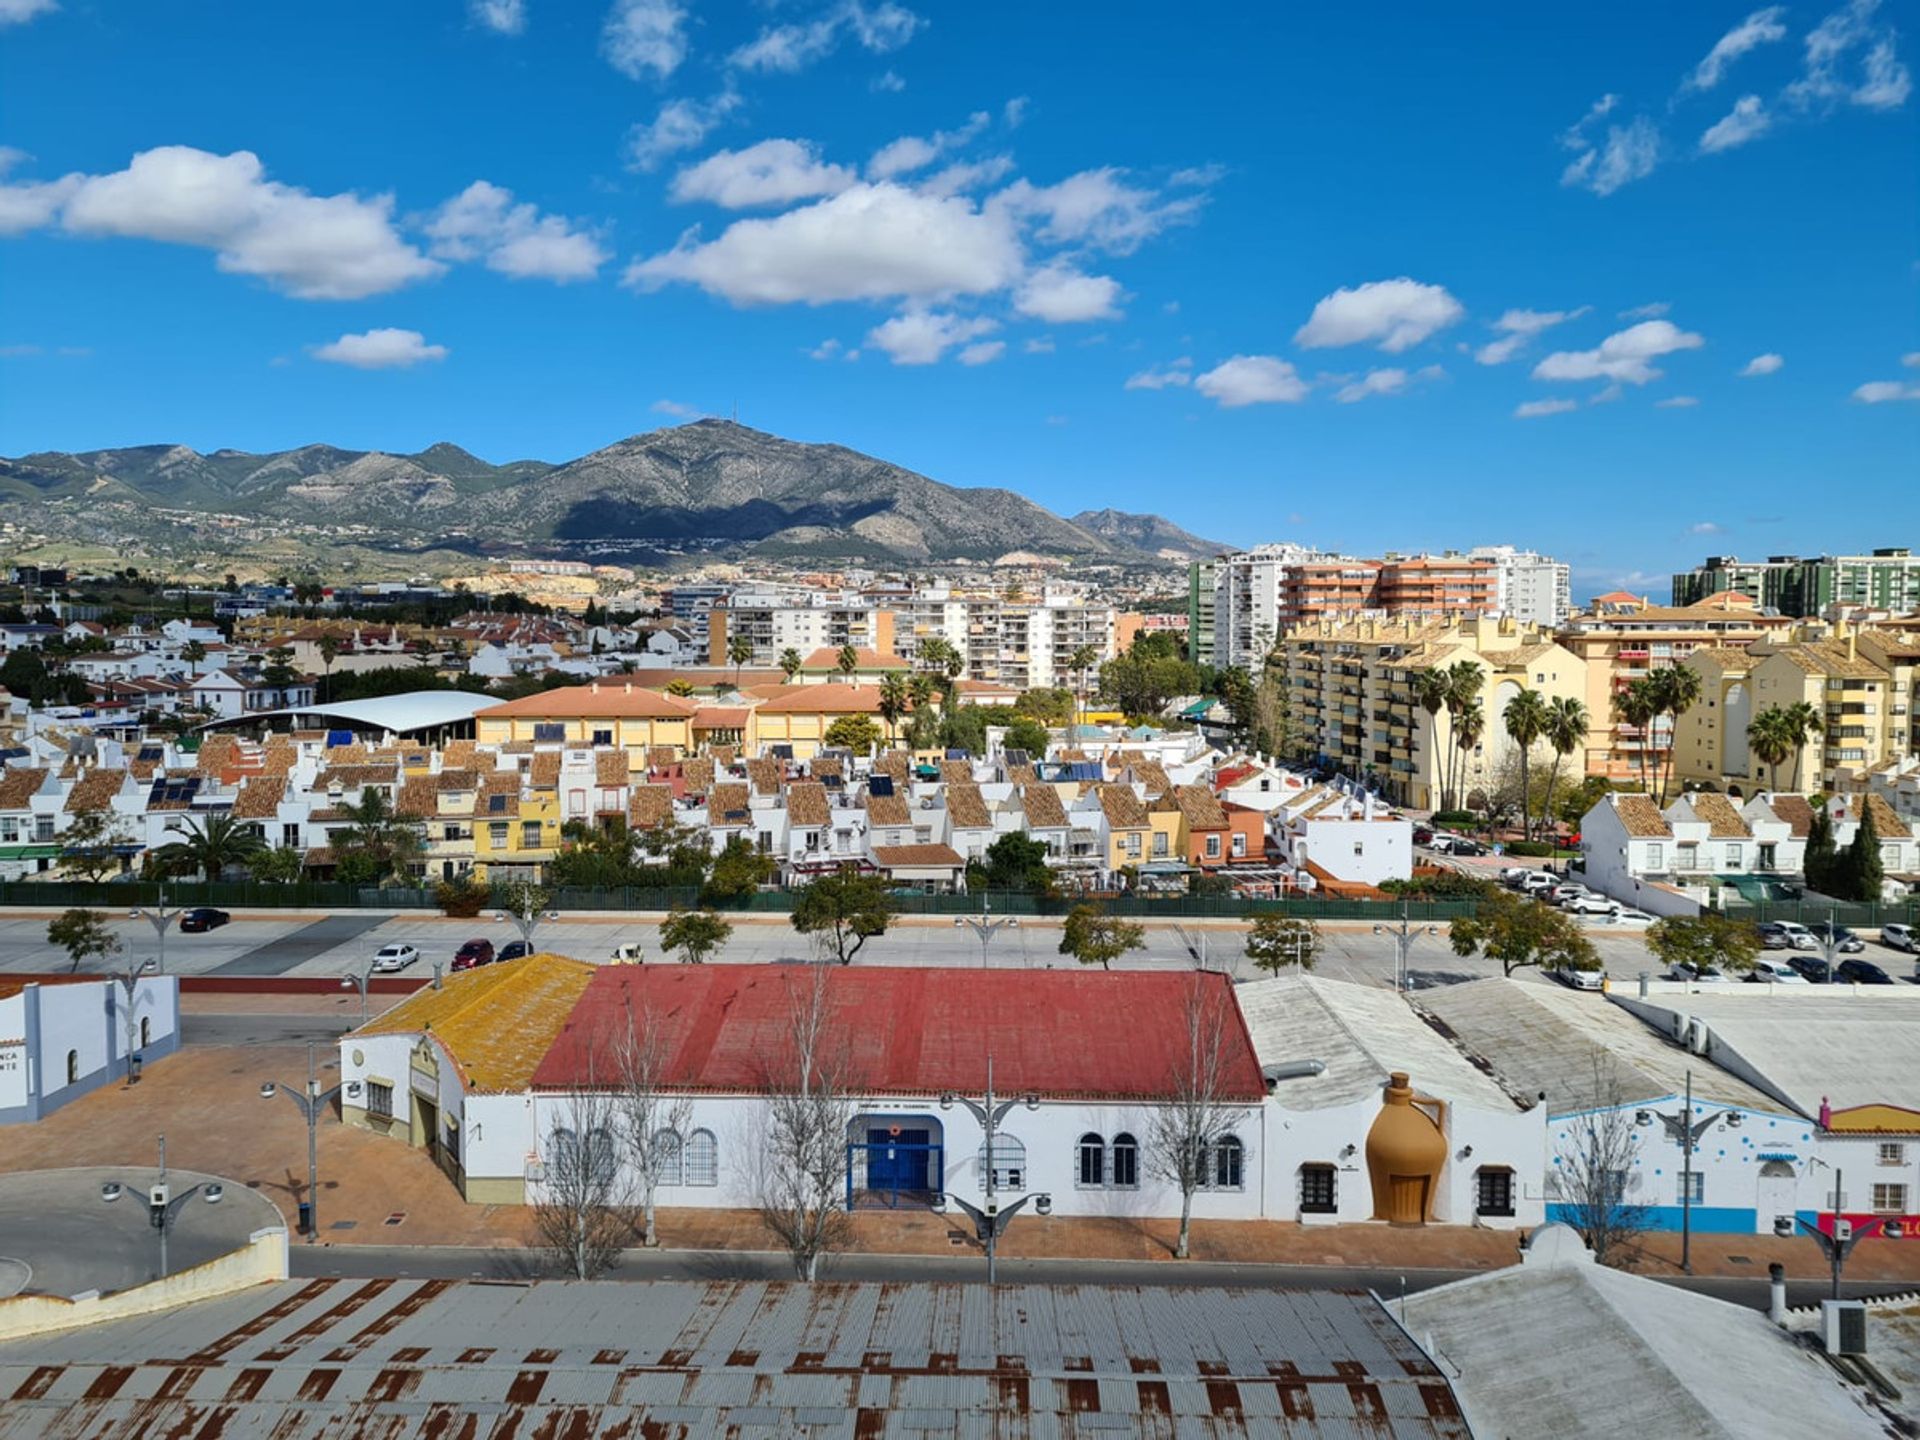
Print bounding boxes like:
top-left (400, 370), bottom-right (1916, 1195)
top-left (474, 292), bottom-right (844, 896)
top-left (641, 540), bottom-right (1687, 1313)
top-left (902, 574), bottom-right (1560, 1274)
top-left (1004, 748), bottom-right (1030, 767)
top-left (868, 775), bottom-right (895, 797)
top-left (771, 744), bottom-right (793, 759)
top-left (945, 748), bottom-right (969, 759)
top-left (325, 730), bottom-right (355, 747)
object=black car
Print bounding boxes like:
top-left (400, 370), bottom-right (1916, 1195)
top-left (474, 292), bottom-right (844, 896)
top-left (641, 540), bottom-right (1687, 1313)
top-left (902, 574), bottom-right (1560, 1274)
top-left (498, 940), bottom-right (534, 962)
top-left (1836, 958), bottom-right (1894, 985)
top-left (1786, 954), bottom-right (1831, 983)
top-left (1447, 839), bottom-right (1488, 857)
top-left (178, 907), bottom-right (230, 933)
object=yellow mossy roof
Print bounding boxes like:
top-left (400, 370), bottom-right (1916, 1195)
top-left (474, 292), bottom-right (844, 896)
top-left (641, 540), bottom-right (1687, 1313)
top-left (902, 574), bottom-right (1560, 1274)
top-left (350, 954), bottom-right (594, 1093)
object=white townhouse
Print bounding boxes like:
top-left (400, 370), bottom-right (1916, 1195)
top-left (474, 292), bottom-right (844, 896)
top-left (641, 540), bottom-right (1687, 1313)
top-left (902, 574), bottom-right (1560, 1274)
top-left (1, 974), bottom-right (181, 1125)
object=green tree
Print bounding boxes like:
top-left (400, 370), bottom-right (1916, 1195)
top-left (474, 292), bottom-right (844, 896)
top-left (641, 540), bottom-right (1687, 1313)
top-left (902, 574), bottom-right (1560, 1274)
top-left (835, 644), bottom-right (859, 678)
top-left (1443, 662), bottom-right (1485, 811)
top-left (659, 908), bottom-right (732, 965)
top-left (1804, 804), bottom-right (1838, 893)
top-left (317, 634), bottom-right (340, 702)
top-left (182, 639), bottom-right (207, 669)
top-left (48, 908), bottom-right (120, 974)
top-left (1838, 803), bottom-right (1886, 902)
top-left (551, 816), bottom-right (646, 889)
top-left (666, 678), bottom-right (695, 698)
top-left (1502, 689), bottom-right (1551, 840)
top-left (1003, 715), bottom-right (1050, 759)
top-left (1058, 904), bottom-right (1146, 971)
top-left (1747, 706), bottom-right (1795, 793)
top-left (1783, 700), bottom-right (1825, 792)
top-left (1067, 642), bottom-right (1100, 728)
top-left (791, 869), bottom-right (896, 963)
top-left (336, 788), bottom-right (423, 884)
top-left (262, 645), bottom-right (299, 687)
top-left (1449, 886), bottom-right (1599, 977)
top-left (58, 809), bottom-right (129, 882)
top-left (151, 810), bottom-right (266, 880)
top-left (779, 647), bottom-right (803, 682)
top-left (247, 845), bottom-right (305, 884)
top-left (823, 713), bottom-right (881, 753)
top-left (702, 835), bottom-right (773, 906)
top-left (1540, 696), bottom-right (1590, 839)
top-left (1014, 687), bottom-right (1075, 725)
top-left (877, 671), bottom-right (908, 743)
top-left (1244, 915), bottom-right (1320, 975)
top-left (1452, 697), bottom-right (1486, 813)
top-left (1646, 913), bottom-right (1762, 977)
top-left (1413, 666), bottom-right (1451, 806)
top-left (1614, 676), bottom-right (1660, 798)
top-left (1647, 664), bottom-right (1702, 805)
top-left (727, 634), bottom-right (754, 688)
top-left (973, 831), bottom-right (1054, 892)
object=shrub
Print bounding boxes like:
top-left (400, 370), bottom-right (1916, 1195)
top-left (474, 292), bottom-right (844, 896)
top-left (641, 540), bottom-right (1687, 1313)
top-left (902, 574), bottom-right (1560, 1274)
top-left (1431, 810), bottom-right (1480, 828)
top-left (434, 874), bottom-right (490, 917)
top-left (1503, 840), bottom-right (1558, 858)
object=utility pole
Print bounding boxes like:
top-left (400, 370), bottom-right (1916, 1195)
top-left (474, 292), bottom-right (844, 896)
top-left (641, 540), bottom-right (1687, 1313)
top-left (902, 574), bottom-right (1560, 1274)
top-left (939, 1057), bottom-right (1049, 1284)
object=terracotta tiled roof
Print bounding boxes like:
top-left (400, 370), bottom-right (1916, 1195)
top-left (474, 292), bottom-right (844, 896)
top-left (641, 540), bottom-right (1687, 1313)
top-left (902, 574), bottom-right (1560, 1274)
top-left (755, 683), bottom-right (882, 715)
top-left (1770, 643), bottom-right (1888, 682)
top-left (946, 782), bottom-right (991, 829)
top-left (1768, 794), bottom-right (1815, 837)
top-left (629, 784), bottom-right (675, 829)
top-left (1021, 782), bottom-right (1067, 829)
top-left (1689, 647), bottom-right (1754, 671)
top-left (801, 646), bottom-right (910, 670)
top-left (595, 749), bottom-right (628, 786)
top-left (476, 684), bottom-right (696, 720)
top-left (0, 767), bottom-right (49, 810)
top-left (810, 756), bottom-right (843, 783)
top-left (65, 768), bottom-right (126, 813)
top-left (682, 757), bottom-right (715, 793)
top-left (324, 742), bottom-right (372, 765)
top-left (709, 782), bottom-right (750, 826)
top-left (746, 757), bottom-right (783, 795)
top-left (864, 789), bottom-right (912, 827)
top-left (871, 843), bottom-right (966, 869)
top-left (396, 776), bottom-right (437, 819)
top-left (319, 764), bottom-right (397, 791)
top-left (708, 745), bottom-right (736, 767)
top-left (692, 707), bottom-right (750, 729)
top-left (875, 750), bottom-right (911, 782)
top-left (353, 955), bottom-right (596, 1093)
top-left (939, 759), bottom-right (974, 784)
top-left (194, 735), bottom-right (238, 777)
top-left (786, 781), bottom-right (830, 828)
top-left (437, 768), bottom-right (479, 792)
top-left (479, 773), bottom-right (520, 818)
top-left (1169, 783), bottom-right (1227, 830)
top-left (1864, 792), bottom-right (1912, 840)
top-left (1613, 793), bottom-right (1671, 839)
top-left (1477, 643), bottom-right (1559, 668)
top-left (1687, 792), bottom-right (1751, 838)
top-left (1128, 759), bottom-right (1173, 798)
top-left (529, 751), bottom-right (561, 788)
top-left (1096, 782), bottom-right (1149, 830)
top-left (1004, 764), bottom-right (1037, 786)
top-left (441, 738), bottom-right (479, 768)
top-left (234, 776), bottom-right (287, 820)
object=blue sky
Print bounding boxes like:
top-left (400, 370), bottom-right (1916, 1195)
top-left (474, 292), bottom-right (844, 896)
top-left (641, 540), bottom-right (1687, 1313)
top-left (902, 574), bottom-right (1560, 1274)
top-left (1, 1), bottom-right (1916, 595)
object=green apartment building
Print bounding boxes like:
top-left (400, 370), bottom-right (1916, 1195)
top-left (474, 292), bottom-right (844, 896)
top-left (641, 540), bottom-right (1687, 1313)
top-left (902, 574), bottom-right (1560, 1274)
top-left (1672, 549), bottom-right (1920, 617)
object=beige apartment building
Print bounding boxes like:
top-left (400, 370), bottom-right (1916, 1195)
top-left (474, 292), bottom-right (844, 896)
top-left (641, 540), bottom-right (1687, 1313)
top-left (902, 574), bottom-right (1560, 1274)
top-left (1278, 616), bottom-right (1585, 809)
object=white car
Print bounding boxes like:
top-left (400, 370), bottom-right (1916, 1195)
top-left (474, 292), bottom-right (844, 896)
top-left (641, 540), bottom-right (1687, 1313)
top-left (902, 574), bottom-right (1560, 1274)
top-left (1516, 872), bottom-right (1558, 894)
top-left (1603, 908), bottom-right (1657, 926)
top-left (1669, 962), bottom-right (1729, 983)
top-left (371, 943), bottom-right (420, 973)
top-left (1554, 966), bottom-right (1607, 990)
top-left (1546, 883), bottom-right (1597, 906)
top-left (1882, 922), bottom-right (1916, 954)
top-left (1563, 893), bottom-right (1621, 917)
top-left (1747, 957), bottom-right (1809, 984)
top-left (1772, 921), bottom-right (1818, 952)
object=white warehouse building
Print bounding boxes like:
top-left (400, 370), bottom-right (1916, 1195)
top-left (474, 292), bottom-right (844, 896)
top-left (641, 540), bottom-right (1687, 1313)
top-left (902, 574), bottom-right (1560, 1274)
top-left (0, 974), bottom-right (180, 1125)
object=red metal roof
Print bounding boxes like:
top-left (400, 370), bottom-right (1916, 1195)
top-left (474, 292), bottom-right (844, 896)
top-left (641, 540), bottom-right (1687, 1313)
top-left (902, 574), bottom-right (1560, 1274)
top-left (531, 964), bottom-right (1267, 1102)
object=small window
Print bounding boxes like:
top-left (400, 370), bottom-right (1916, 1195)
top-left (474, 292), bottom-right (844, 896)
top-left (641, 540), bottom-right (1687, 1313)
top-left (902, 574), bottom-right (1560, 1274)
top-left (489, 821), bottom-right (509, 847)
top-left (1679, 1170), bottom-right (1704, 1205)
top-left (1204, 835), bottom-right (1221, 859)
top-left (1231, 833), bottom-right (1246, 856)
top-left (1874, 1183), bottom-right (1908, 1214)
top-left (1476, 1167), bottom-right (1514, 1217)
top-left (981, 1134), bottom-right (1027, 1191)
top-left (366, 1080), bottom-right (394, 1118)
top-left (1111, 1132), bottom-right (1139, 1189)
top-left (584, 1127), bottom-right (619, 1185)
top-left (139, 1016), bottom-right (151, 1049)
top-left (1077, 1133), bottom-right (1105, 1187)
top-left (521, 820), bottom-right (543, 847)
top-left (65, 1049), bottom-right (78, 1085)
top-left (1879, 1142), bottom-right (1907, 1166)
top-left (1300, 1163), bottom-right (1337, 1214)
top-left (656, 1129), bottom-right (684, 1186)
top-left (685, 1129), bottom-right (718, 1186)
top-left (592, 729), bottom-right (613, 746)
top-left (1211, 1136), bottom-right (1244, 1190)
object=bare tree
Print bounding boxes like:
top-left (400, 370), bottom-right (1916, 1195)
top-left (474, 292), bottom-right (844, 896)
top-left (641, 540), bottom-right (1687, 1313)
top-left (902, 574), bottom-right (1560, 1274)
top-left (1549, 1058), bottom-right (1652, 1268)
top-left (756, 965), bottom-right (861, 1281)
top-left (1146, 975), bottom-right (1240, 1259)
top-left (530, 1069), bottom-right (633, 1279)
top-left (614, 998), bottom-right (692, 1248)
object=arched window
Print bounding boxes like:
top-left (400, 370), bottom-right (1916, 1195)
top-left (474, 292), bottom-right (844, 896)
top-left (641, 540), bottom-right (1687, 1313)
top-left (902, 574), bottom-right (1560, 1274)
top-left (656, 1128), bottom-right (684, 1186)
top-left (547, 1126), bottom-right (577, 1170)
top-left (1077, 1133), bottom-right (1105, 1188)
top-left (1212, 1135), bottom-right (1244, 1190)
top-left (65, 1049), bottom-right (78, 1085)
top-left (685, 1129), bottom-right (718, 1186)
top-left (1110, 1132), bottom-right (1139, 1189)
top-left (584, 1127), bottom-right (619, 1185)
top-left (980, 1134), bottom-right (1027, 1191)
top-left (139, 1016), bottom-right (151, 1049)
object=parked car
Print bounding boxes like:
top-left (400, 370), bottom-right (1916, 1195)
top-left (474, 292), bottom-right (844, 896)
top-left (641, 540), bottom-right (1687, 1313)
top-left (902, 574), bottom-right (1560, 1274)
top-left (1668, 962), bottom-right (1728, 983)
top-left (1787, 954), bottom-right (1833, 983)
top-left (1826, 926), bottom-right (1866, 955)
top-left (371, 942), bottom-right (420, 973)
top-left (178, 907), bottom-right (230, 933)
top-left (1448, 839), bottom-right (1488, 857)
top-left (1545, 883), bottom-right (1596, 906)
top-left (1757, 922), bottom-right (1792, 951)
top-left (1413, 827), bottom-right (1435, 846)
top-left (1553, 966), bottom-right (1607, 990)
top-left (1836, 958), bottom-right (1894, 985)
top-left (1767, 920), bottom-right (1818, 951)
top-left (1563, 893), bottom-right (1622, 917)
top-left (1600, 907), bottom-right (1657, 926)
top-left (1498, 866), bottom-right (1533, 886)
top-left (1747, 957), bottom-right (1809, 985)
top-left (609, 944), bottom-right (645, 965)
top-left (1882, 922), bottom-right (1917, 953)
top-left (451, 938), bottom-right (495, 971)
top-left (498, 940), bottom-right (534, 962)
top-left (1516, 872), bottom-right (1558, 894)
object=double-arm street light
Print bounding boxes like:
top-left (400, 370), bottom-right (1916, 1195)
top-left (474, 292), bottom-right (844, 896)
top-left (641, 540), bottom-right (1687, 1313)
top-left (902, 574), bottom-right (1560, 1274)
top-left (1638, 1070), bottom-right (1741, 1274)
top-left (98, 1134), bottom-right (225, 1280)
top-left (127, 889), bottom-right (182, 976)
top-left (116, 957), bottom-right (157, 1084)
top-left (1373, 896), bottom-right (1437, 994)
top-left (954, 896), bottom-right (1019, 968)
top-left (339, 956), bottom-right (378, 1025)
top-left (1788, 1158), bottom-right (1887, 1299)
top-left (496, 894), bottom-right (559, 953)
top-left (939, 1058), bottom-right (1050, 1284)
top-left (258, 1041), bottom-right (342, 1241)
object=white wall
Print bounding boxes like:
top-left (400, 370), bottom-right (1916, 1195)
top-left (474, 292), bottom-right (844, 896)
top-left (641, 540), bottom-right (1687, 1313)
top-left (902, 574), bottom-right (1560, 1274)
top-left (36, 981), bottom-right (111, 1101)
top-left (1294, 817), bottom-right (1412, 886)
top-left (0, 994), bottom-right (24, 1111)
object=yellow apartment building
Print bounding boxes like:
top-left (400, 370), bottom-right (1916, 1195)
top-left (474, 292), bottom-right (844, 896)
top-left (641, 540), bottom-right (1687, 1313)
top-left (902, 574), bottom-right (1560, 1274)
top-left (472, 683), bottom-right (695, 763)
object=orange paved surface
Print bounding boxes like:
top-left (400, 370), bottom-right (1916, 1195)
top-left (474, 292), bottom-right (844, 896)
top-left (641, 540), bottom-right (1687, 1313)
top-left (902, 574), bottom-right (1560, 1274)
top-left (10, 1042), bottom-right (1920, 1284)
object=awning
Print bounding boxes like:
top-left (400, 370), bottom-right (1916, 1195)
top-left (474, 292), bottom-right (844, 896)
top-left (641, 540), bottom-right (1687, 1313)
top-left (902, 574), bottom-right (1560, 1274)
top-left (0, 845), bottom-right (61, 860)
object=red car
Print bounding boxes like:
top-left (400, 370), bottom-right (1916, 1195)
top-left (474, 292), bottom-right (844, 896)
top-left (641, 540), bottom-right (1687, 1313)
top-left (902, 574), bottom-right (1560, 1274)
top-left (451, 938), bottom-right (495, 971)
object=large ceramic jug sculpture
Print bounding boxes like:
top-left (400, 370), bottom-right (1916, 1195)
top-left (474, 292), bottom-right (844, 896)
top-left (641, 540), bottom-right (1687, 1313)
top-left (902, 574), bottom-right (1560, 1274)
top-left (1366, 1070), bottom-right (1446, 1225)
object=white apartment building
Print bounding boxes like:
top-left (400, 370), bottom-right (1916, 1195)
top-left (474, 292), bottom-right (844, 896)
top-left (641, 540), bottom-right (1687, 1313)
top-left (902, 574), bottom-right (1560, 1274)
top-left (710, 589), bottom-right (889, 666)
top-left (1470, 546), bottom-right (1573, 628)
top-left (1211, 544), bottom-right (1334, 669)
top-left (885, 585), bottom-right (1117, 690)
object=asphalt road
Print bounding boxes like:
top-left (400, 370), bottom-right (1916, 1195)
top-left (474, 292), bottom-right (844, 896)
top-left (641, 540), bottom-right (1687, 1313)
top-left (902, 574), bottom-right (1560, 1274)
top-left (286, 1241), bottom-right (1909, 1314)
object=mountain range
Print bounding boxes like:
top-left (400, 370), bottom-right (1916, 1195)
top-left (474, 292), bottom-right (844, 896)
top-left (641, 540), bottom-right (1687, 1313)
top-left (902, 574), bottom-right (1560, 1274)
top-left (0, 420), bottom-right (1230, 567)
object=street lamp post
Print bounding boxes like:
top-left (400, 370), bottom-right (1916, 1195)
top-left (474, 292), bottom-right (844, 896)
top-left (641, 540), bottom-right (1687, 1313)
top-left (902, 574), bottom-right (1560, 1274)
top-left (127, 888), bottom-right (182, 976)
top-left (1640, 1069), bottom-right (1741, 1275)
top-left (954, 895), bottom-right (1019, 968)
top-left (116, 957), bottom-right (157, 1084)
top-left (339, 958), bottom-right (378, 1026)
top-left (495, 894), bottom-right (559, 953)
top-left (1797, 1160), bottom-right (1883, 1300)
top-left (1373, 896), bottom-right (1438, 993)
top-left (259, 1041), bottom-right (342, 1242)
top-left (98, 1134), bottom-right (225, 1281)
top-left (939, 1058), bottom-right (1049, 1284)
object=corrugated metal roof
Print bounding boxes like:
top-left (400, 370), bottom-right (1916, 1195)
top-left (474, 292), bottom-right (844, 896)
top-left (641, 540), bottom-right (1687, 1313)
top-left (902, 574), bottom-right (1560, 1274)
top-left (0, 1279), bottom-right (1469, 1438)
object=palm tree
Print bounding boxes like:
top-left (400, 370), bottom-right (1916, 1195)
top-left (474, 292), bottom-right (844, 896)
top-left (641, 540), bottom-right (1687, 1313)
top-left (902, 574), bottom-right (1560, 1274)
top-left (1747, 706), bottom-right (1795, 793)
top-left (1647, 665), bottom-right (1702, 805)
top-left (182, 639), bottom-right (207, 671)
top-left (1412, 666), bottom-right (1450, 809)
top-left (1540, 696), bottom-right (1589, 840)
top-left (318, 634), bottom-right (340, 703)
top-left (152, 811), bottom-right (266, 881)
top-left (1502, 689), bottom-right (1550, 840)
top-left (1783, 699), bottom-right (1824, 792)
top-left (338, 788), bottom-right (423, 884)
top-left (907, 671), bottom-right (935, 717)
top-left (1453, 698), bottom-right (1486, 810)
top-left (877, 671), bottom-right (908, 745)
top-left (1068, 642), bottom-right (1100, 733)
top-left (779, 647), bottom-right (802, 683)
top-left (726, 634), bottom-right (753, 689)
top-left (1614, 676), bottom-right (1660, 798)
top-left (1442, 662), bottom-right (1484, 812)
top-left (835, 644), bottom-right (859, 679)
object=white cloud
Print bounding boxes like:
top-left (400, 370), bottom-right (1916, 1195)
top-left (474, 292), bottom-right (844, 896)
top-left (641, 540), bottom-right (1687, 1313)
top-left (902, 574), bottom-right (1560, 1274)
top-left (1193, 355), bottom-right (1308, 407)
top-left (0, 148), bottom-right (80, 235)
top-left (1620, 301), bottom-right (1671, 319)
top-left (1013, 261), bottom-right (1122, 323)
top-left (1905, 353), bottom-right (1920, 368)
top-left (865, 310), bottom-right (995, 365)
top-left (1561, 114), bottom-right (1660, 196)
top-left (1333, 365), bottom-right (1442, 403)
top-left (1857, 38), bottom-right (1914, 108)
top-left (1474, 306), bottom-right (1588, 365)
top-left (957, 339), bottom-right (1004, 366)
top-left (1685, 7), bottom-right (1788, 90)
top-left (470, 0), bottom-right (526, 35)
top-left (0, 343), bottom-right (41, 357)
top-left (1790, 0), bottom-right (1912, 110)
top-left (1687, 521), bottom-right (1723, 535)
top-left (1659, 395), bottom-right (1703, 408)
top-left (625, 92), bottom-right (741, 171)
top-left (602, 0), bottom-right (687, 80)
top-left (670, 140), bottom-right (854, 209)
top-left (651, 398), bottom-right (701, 416)
top-left (311, 328), bottom-right (447, 369)
top-left (1023, 336), bottom-right (1054, 354)
top-left (424, 180), bottom-right (607, 282)
top-left (730, 1), bottom-right (922, 74)
top-left (625, 181), bottom-right (1024, 306)
top-left (1514, 398), bottom-right (1578, 418)
top-left (1741, 352), bottom-right (1784, 376)
top-left (872, 69), bottom-right (906, 93)
top-left (1169, 163), bottom-right (1226, 188)
top-left (868, 111), bottom-right (987, 179)
top-left (918, 155), bottom-right (1014, 198)
top-left (1294, 277), bottom-right (1464, 353)
top-left (1533, 319), bottom-right (1705, 385)
top-left (0, 0), bottom-right (57, 25)
top-left (1700, 95), bottom-right (1772, 152)
top-left (1003, 97), bottom-right (1029, 128)
top-left (1125, 359), bottom-right (1192, 390)
top-left (992, 167), bottom-right (1202, 254)
top-left (1853, 379), bottom-right (1920, 402)
top-left (807, 338), bottom-right (845, 360)
top-left (54, 146), bottom-right (440, 299)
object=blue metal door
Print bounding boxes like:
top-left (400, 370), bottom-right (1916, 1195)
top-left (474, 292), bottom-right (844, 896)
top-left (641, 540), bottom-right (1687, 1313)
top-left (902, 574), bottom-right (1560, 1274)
top-left (867, 1127), bottom-right (931, 1191)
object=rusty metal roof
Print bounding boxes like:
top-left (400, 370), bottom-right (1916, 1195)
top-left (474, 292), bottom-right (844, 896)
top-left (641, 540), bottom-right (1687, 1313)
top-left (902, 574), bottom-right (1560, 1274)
top-left (0, 1278), bottom-right (1469, 1438)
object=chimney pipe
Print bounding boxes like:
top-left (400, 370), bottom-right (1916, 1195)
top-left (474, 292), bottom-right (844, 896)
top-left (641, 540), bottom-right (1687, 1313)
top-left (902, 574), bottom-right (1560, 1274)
top-left (432, 961), bottom-right (444, 991)
top-left (1768, 1263), bottom-right (1787, 1325)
